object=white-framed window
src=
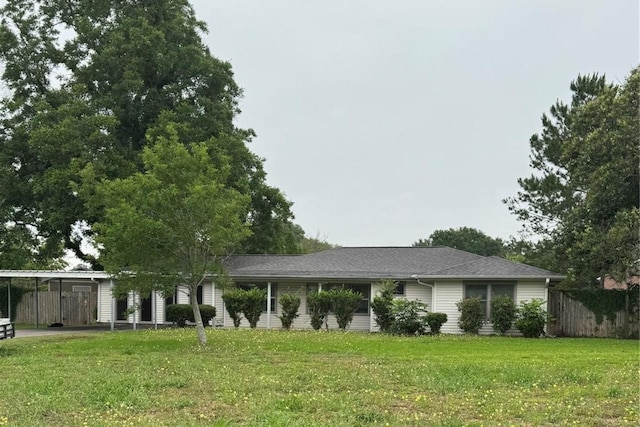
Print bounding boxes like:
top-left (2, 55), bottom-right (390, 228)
top-left (236, 282), bottom-right (277, 313)
top-left (463, 282), bottom-right (515, 320)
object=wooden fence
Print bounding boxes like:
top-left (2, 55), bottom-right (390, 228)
top-left (547, 290), bottom-right (639, 338)
top-left (14, 291), bottom-right (97, 326)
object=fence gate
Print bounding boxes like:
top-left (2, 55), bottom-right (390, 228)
top-left (14, 291), bottom-right (98, 326)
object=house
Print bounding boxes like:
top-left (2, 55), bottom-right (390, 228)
top-left (0, 246), bottom-right (565, 333)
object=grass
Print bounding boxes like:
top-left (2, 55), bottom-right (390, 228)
top-left (0, 329), bottom-right (638, 426)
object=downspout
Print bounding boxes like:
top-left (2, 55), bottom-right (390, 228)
top-left (411, 275), bottom-right (435, 312)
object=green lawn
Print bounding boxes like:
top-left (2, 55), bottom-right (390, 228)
top-left (0, 329), bottom-right (638, 426)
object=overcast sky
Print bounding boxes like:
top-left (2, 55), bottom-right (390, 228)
top-left (191, 0), bottom-right (638, 247)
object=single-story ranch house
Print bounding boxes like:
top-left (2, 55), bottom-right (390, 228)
top-left (0, 246), bottom-right (564, 334)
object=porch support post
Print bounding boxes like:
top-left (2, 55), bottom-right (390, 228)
top-left (132, 292), bottom-right (137, 330)
top-left (266, 282), bottom-right (272, 329)
top-left (153, 290), bottom-right (157, 329)
top-left (110, 279), bottom-right (115, 331)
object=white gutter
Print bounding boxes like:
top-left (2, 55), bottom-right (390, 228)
top-left (411, 274), bottom-right (434, 289)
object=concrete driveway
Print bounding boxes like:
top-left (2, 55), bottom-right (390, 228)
top-left (13, 324), bottom-right (160, 338)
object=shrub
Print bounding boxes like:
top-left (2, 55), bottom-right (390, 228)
top-left (278, 293), bottom-right (301, 330)
top-left (328, 287), bottom-right (362, 330)
top-left (371, 280), bottom-right (396, 332)
top-left (515, 299), bottom-right (547, 338)
top-left (166, 304), bottom-right (216, 327)
top-left (197, 305), bottom-right (216, 326)
top-left (389, 299), bottom-right (429, 335)
top-left (425, 312), bottom-right (448, 334)
top-left (307, 291), bottom-right (332, 330)
top-left (490, 295), bottom-right (517, 335)
top-left (166, 304), bottom-right (192, 327)
top-left (222, 290), bottom-right (244, 328)
top-left (241, 288), bottom-right (267, 328)
top-left (457, 297), bottom-right (484, 334)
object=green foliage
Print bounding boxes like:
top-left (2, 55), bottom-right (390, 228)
top-left (298, 232), bottom-right (338, 254)
top-left (457, 297), bottom-right (485, 334)
top-left (388, 299), bottom-right (429, 335)
top-left (0, 282), bottom-right (29, 321)
top-left (490, 295), bottom-right (517, 335)
top-left (371, 280), bottom-right (396, 332)
top-left (0, 0), bottom-right (299, 268)
top-left (413, 227), bottom-right (506, 257)
top-left (327, 287), bottom-right (362, 330)
top-left (565, 288), bottom-right (639, 325)
top-left (278, 294), bottom-right (301, 330)
top-left (240, 288), bottom-right (267, 329)
top-left (515, 299), bottom-right (548, 338)
top-left (307, 291), bottom-right (332, 331)
top-left (165, 304), bottom-right (216, 328)
top-left (222, 290), bottom-right (244, 328)
top-left (166, 304), bottom-right (192, 327)
top-left (95, 125), bottom-right (251, 345)
top-left (1, 330), bottom-right (639, 425)
top-left (425, 312), bottom-right (448, 334)
top-left (505, 68), bottom-right (640, 284)
top-left (198, 305), bottom-right (217, 326)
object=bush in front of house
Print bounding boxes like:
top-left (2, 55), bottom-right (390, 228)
top-left (222, 290), bottom-right (244, 328)
top-left (278, 293), bottom-right (301, 330)
top-left (425, 312), bottom-right (448, 334)
top-left (197, 305), bottom-right (216, 326)
top-left (166, 304), bottom-right (192, 327)
top-left (371, 280), bottom-right (396, 333)
top-left (457, 297), bottom-right (485, 334)
top-left (240, 287), bottom-right (267, 328)
top-left (389, 299), bottom-right (429, 335)
top-left (307, 290), bottom-right (332, 330)
top-left (327, 287), bottom-right (362, 330)
top-left (166, 304), bottom-right (216, 327)
top-left (515, 299), bottom-right (547, 338)
top-left (490, 295), bottom-right (517, 335)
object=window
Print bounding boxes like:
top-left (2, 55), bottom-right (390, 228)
top-left (393, 281), bottom-right (406, 295)
top-left (236, 282), bottom-right (277, 313)
top-left (310, 283), bottom-right (370, 315)
top-left (463, 282), bottom-right (515, 320)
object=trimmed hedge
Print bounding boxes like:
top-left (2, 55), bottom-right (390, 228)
top-left (166, 304), bottom-right (216, 327)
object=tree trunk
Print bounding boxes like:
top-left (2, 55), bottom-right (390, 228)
top-left (190, 287), bottom-right (207, 346)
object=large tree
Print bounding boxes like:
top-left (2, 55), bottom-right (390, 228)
top-left (0, 0), bottom-right (298, 267)
top-left (95, 124), bottom-right (251, 345)
top-left (504, 68), bottom-right (640, 285)
top-left (413, 227), bottom-right (506, 257)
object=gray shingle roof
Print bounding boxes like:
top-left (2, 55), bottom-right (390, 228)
top-left (225, 247), bottom-right (564, 280)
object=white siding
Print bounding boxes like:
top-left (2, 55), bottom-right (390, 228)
top-left (97, 280), bottom-right (113, 323)
top-left (434, 281), bottom-right (464, 334)
top-left (436, 280), bottom-right (548, 335)
top-left (153, 291), bottom-right (164, 324)
top-left (516, 281), bottom-right (547, 305)
top-left (404, 282), bottom-right (432, 310)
